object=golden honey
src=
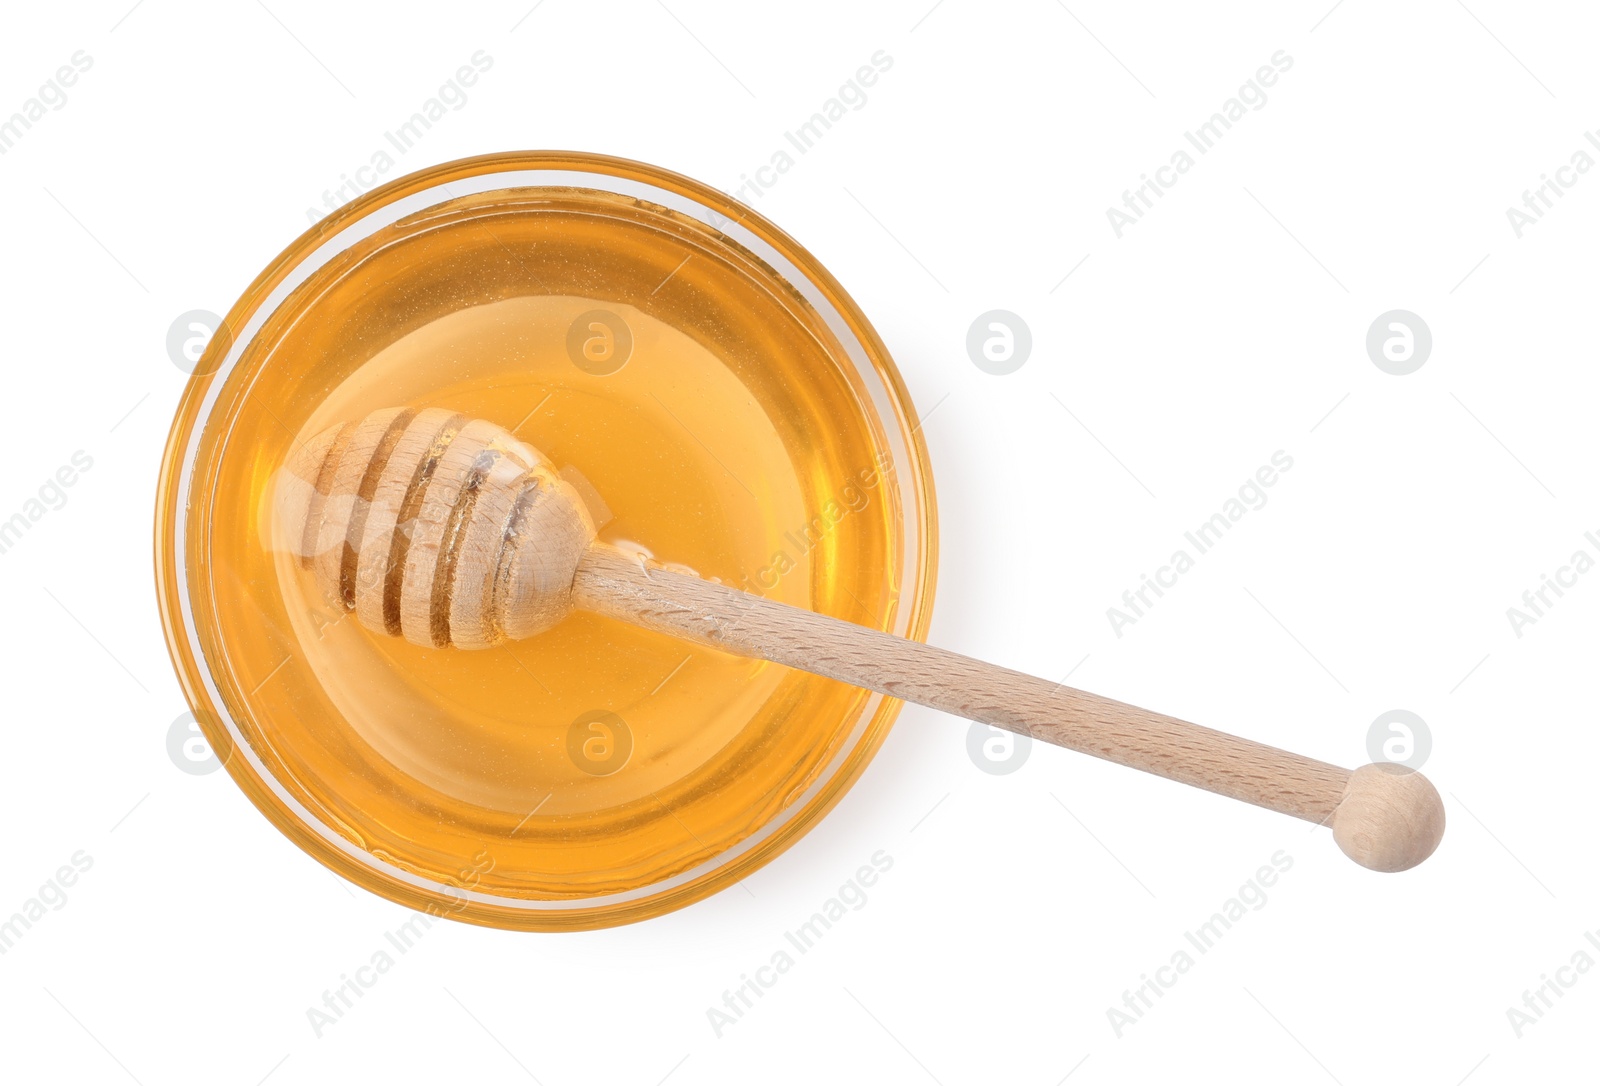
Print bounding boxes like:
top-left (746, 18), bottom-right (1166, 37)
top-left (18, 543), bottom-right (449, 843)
top-left (155, 154), bottom-right (935, 928)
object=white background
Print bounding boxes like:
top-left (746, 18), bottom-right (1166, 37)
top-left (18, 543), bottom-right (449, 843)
top-left (1, 1), bottom-right (1596, 1083)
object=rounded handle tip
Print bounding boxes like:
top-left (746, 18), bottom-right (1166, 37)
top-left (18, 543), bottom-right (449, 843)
top-left (1330, 762), bottom-right (1446, 872)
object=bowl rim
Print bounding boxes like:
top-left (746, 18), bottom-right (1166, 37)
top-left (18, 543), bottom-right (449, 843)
top-left (153, 150), bottom-right (939, 930)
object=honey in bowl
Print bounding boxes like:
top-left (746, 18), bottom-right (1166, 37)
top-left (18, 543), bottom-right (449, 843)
top-left (155, 154), bottom-right (936, 929)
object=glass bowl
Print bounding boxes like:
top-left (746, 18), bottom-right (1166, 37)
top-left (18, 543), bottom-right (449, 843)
top-left (154, 151), bottom-right (936, 930)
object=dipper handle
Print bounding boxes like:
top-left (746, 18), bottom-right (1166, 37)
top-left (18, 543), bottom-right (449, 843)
top-left (281, 407), bottom-right (1445, 872)
top-left (573, 544), bottom-right (1445, 872)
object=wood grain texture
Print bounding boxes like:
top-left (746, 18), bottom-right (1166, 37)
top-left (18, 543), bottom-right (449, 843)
top-left (1331, 763), bottom-right (1446, 872)
top-left (573, 543), bottom-right (1353, 825)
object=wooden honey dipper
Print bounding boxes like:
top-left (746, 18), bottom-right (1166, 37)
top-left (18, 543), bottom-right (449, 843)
top-left (281, 406), bottom-right (1445, 872)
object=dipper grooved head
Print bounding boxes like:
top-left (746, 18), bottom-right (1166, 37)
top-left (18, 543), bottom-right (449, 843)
top-left (278, 407), bottom-right (595, 648)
